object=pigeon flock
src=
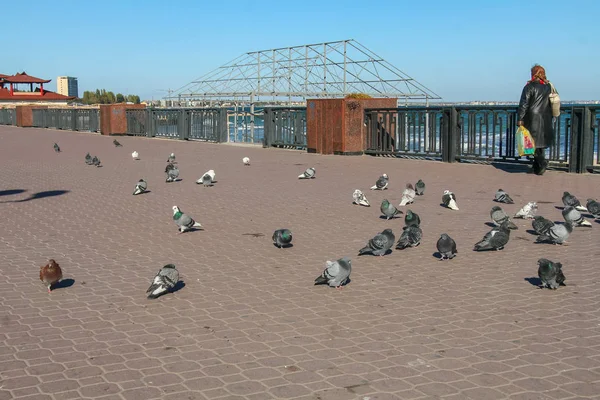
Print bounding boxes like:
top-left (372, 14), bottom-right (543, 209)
top-left (42, 140), bottom-right (600, 298)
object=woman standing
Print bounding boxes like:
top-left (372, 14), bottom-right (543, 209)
top-left (517, 64), bottom-right (554, 175)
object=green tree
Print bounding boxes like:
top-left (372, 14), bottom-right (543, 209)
top-left (107, 91), bottom-right (116, 104)
top-left (116, 93), bottom-right (125, 103)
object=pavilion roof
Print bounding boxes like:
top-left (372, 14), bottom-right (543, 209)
top-left (0, 72), bottom-right (51, 84)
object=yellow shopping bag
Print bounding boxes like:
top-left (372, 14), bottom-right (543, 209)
top-left (516, 126), bottom-right (535, 156)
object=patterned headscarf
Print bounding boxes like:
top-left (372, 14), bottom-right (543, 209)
top-left (530, 64), bottom-right (547, 83)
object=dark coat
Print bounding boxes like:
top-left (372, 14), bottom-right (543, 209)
top-left (517, 80), bottom-right (554, 148)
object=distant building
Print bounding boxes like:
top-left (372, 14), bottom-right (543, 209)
top-left (0, 72), bottom-right (75, 105)
top-left (57, 76), bottom-right (78, 98)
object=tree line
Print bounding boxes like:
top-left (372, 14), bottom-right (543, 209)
top-left (81, 89), bottom-right (141, 105)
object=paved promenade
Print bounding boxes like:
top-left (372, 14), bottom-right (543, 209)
top-left (1, 126), bottom-right (599, 400)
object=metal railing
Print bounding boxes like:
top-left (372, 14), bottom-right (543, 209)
top-left (125, 109), bottom-right (146, 136)
top-left (31, 108), bottom-right (100, 132)
top-left (263, 107), bottom-right (307, 149)
top-left (0, 108), bottom-right (15, 125)
top-left (365, 105), bottom-right (600, 173)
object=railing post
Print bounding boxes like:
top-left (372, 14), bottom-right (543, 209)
top-left (71, 109), bottom-right (78, 131)
top-left (570, 107), bottom-right (594, 173)
top-left (146, 109), bottom-right (153, 137)
top-left (179, 109), bottom-right (188, 140)
top-left (263, 107), bottom-right (272, 147)
top-left (218, 108), bottom-right (228, 143)
top-left (442, 107), bottom-right (458, 163)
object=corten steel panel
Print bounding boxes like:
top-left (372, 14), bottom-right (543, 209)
top-left (15, 105), bottom-right (48, 128)
top-left (307, 98), bottom-right (397, 155)
top-left (100, 104), bottom-right (145, 135)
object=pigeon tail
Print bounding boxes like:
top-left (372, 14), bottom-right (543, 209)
top-left (448, 199), bottom-right (459, 210)
top-left (575, 205), bottom-right (588, 212)
top-left (358, 246), bottom-right (373, 256)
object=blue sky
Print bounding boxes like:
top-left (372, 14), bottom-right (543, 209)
top-left (2, 0), bottom-right (598, 102)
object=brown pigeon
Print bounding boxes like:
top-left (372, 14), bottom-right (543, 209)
top-left (40, 259), bottom-right (63, 293)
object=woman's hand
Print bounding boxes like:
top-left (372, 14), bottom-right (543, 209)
top-left (517, 120), bottom-right (524, 126)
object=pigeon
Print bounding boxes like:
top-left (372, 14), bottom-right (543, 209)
top-left (380, 199), bottom-right (402, 220)
top-left (358, 229), bottom-right (395, 256)
top-left (399, 183), bottom-right (416, 206)
top-left (473, 221), bottom-right (511, 251)
top-left (132, 151), bottom-right (139, 160)
top-left (165, 163), bottom-right (179, 182)
top-left (352, 189), bottom-right (370, 207)
top-left (172, 206), bottom-right (202, 233)
top-left (167, 153), bottom-right (176, 163)
top-left (514, 201), bottom-right (538, 219)
top-left (494, 189), bottom-right (514, 204)
top-left (404, 209), bottom-right (421, 228)
top-left (490, 206), bottom-right (518, 229)
top-left (198, 173), bottom-right (213, 187)
top-left (53, 143), bottom-right (61, 153)
top-left (113, 139), bottom-right (122, 147)
top-left (436, 233), bottom-right (457, 260)
top-left (298, 167), bottom-right (316, 179)
top-left (272, 229), bottom-right (292, 248)
top-left (536, 222), bottom-right (573, 245)
top-left (92, 156), bottom-right (101, 167)
top-left (146, 264), bottom-right (180, 299)
top-left (442, 190), bottom-right (459, 210)
top-left (415, 179), bottom-right (425, 196)
top-left (395, 225), bottom-right (422, 249)
top-left (133, 179), bottom-right (148, 195)
top-left (40, 259), bottom-right (63, 293)
top-left (242, 157), bottom-right (250, 166)
top-left (586, 199), bottom-right (600, 218)
top-left (562, 191), bottom-right (587, 212)
top-left (532, 216), bottom-right (555, 236)
top-left (371, 174), bottom-right (389, 190)
top-left (84, 153), bottom-right (92, 165)
top-left (314, 257), bottom-right (352, 289)
top-left (537, 258), bottom-right (566, 290)
top-left (562, 206), bottom-right (592, 227)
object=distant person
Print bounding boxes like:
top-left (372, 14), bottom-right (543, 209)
top-left (517, 64), bottom-right (554, 175)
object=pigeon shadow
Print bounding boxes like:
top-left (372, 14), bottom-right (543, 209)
top-left (273, 243), bottom-right (294, 249)
top-left (358, 249), bottom-right (392, 256)
top-left (0, 189), bottom-right (26, 197)
top-left (490, 162), bottom-right (532, 174)
top-left (432, 252), bottom-right (442, 259)
top-left (53, 278), bottom-right (75, 290)
top-left (171, 281), bottom-right (185, 293)
top-left (554, 206), bottom-right (565, 210)
top-left (379, 215), bottom-right (401, 220)
top-left (525, 229), bottom-right (539, 236)
top-left (3, 190), bottom-right (70, 203)
top-left (524, 277), bottom-right (542, 287)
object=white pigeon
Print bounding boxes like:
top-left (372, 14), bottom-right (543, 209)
top-left (298, 167), bottom-right (316, 179)
top-left (352, 189), bottom-right (370, 207)
top-left (196, 169), bottom-right (215, 185)
top-left (133, 179), bottom-right (147, 195)
top-left (131, 151), bottom-right (139, 160)
top-left (398, 183), bottom-right (416, 206)
top-left (514, 201), bottom-right (538, 219)
top-left (242, 157), bottom-right (250, 166)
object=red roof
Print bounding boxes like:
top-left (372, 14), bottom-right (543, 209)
top-left (0, 87), bottom-right (74, 101)
top-left (0, 72), bottom-right (51, 84)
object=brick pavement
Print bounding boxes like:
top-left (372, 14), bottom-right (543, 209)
top-left (0, 126), bottom-right (599, 400)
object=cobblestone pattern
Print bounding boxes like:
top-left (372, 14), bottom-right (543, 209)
top-left (0, 126), bottom-right (599, 399)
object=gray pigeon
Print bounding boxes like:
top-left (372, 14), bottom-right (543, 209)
top-left (200, 173), bottom-right (213, 187)
top-left (473, 221), bottom-right (511, 251)
top-left (494, 189), bottom-right (514, 204)
top-left (536, 222), bottom-right (573, 245)
top-left (272, 229), bottom-right (292, 248)
top-left (415, 179), bottom-right (425, 196)
top-left (490, 206), bottom-right (518, 229)
top-left (298, 167), bottom-right (315, 179)
top-left (53, 143), bottom-right (61, 153)
top-left (172, 206), bottom-right (202, 233)
top-left (537, 258), bottom-right (565, 290)
top-left (358, 229), bottom-right (395, 256)
top-left (84, 153), bottom-right (92, 164)
top-left (514, 201), bottom-right (538, 219)
top-left (436, 233), bottom-right (457, 260)
top-left (404, 209), bottom-right (421, 228)
top-left (146, 264), bottom-right (180, 299)
top-left (399, 183), bottom-right (416, 206)
top-left (562, 206), bottom-right (592, 227)
top-left (165, 163), bottom-right (179, 182)
top-left (371, 174), bottom-right (389, 190)
top-left (113, 139), bottom-right (122, 147)
top-left (92, 156), bottom-right (101, 167)
top-left (314, 257), bottom-right (352, 288)
top-left (586, 199), bottom-right (600, 218)
top-left (562, 191), bottom-right (587, 212)
top-left (381, 199), bottom-right (402, 220)
top-left (442, 190), bottom-right (459, 210)
top-left (532, 216), bottom-right (554, 235)
top-left (133, 179), bottom-right (148, 195)
top-left (395, 225), bottom-right (422, 249)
